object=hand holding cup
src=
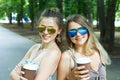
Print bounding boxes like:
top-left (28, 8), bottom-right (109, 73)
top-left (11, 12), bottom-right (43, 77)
top-left (75, 57), bottom-right (91, 80)
top-left (21, 59), bottom-right (39, 80)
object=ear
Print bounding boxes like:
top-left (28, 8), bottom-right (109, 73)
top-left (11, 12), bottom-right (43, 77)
top-left (58, 28), bottom-right (62, 34)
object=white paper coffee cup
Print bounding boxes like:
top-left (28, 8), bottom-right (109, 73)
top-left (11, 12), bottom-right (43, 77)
top-left (22, 63), bottom-right (39, 80)
top-left (75, 57), bottom-right (91, 80)
top-left (75, 57), bottom-right (91, 70)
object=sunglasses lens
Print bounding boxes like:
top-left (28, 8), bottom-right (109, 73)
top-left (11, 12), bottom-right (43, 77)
top-left (47, 26), bottom-right (56, 34)
top-left (78, 27), bottom-right (88, 35)
top-left (68, 27), bottom-right (88, 37)
top-left (38, 26), bottom-right (46, 32)
top-left (38, 26), bottom-right (56, 34)
top-left (68, 29), bottom-right (77, 37)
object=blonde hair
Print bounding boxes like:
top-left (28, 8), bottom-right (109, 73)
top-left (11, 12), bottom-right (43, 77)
top-left (66, 14), bottom-right (111, 65)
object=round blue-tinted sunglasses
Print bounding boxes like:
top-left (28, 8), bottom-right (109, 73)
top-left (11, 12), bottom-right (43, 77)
top-left (68, 26), bottom-right (88, 37)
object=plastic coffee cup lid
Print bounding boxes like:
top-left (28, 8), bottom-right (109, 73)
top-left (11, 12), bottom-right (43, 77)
top-left (23, 63), bottom-right (39, 70)
top-left (75, 57), bottom-right (92, 64)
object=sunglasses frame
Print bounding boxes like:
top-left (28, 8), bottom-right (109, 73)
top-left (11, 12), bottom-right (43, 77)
top-left (38, 25), bottom-right (56, 34)
top-left (68, 26), bottom-right (88, 37)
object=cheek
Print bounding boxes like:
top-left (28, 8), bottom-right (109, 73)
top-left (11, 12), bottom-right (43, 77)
top-left (70, 34), bottom-right (89, 44)
top-left (85, 34), bottom-right (89, 41)
top-left (39, 32), bottom-right (42, 37)
top-left (70, 38), bottom-right (75, 43)
top-left (83, 34), bottom-right (89, 42)
top-left (53, 33), bottom-right (58, 39)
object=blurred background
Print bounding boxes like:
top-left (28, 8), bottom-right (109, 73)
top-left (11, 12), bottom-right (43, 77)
top-left (0, 0), bottom-right (119, 53)
top-left (0, 0), bottom-right (120, 80)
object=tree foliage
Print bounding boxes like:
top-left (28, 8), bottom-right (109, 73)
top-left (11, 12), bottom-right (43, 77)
top-left (0, 0), bottom-right (119, 50)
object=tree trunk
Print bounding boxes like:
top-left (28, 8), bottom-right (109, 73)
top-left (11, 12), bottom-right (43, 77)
top-left (97, 0), bottom-right (106, 43)
top-left (20, 0), bottom-right (24, 27)
top-left (29, 0), bottom-right (35, 30)
top-left (17, 13), bottom-right (23, 27)
top-left (9, 13), bottom-right (12, 24)
top-left (104, 0), bottom-right (117, 51)
top-left (17, 13), bottom-right (21, 26)
top-left (17, 0), bottom-right (24, 27)
top-left (57, 0), bottom-right (63, 13)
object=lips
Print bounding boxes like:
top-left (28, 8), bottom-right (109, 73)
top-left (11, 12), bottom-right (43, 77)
top-left (75, 36), bottom-right (84, 41)
top-left (42, 34), bottom-right (50, 40)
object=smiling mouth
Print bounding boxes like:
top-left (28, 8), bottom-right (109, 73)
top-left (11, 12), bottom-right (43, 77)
top-left (42, 35), bottom-right (50, 40)
top-left (75, 36), bottom-right (84, 40)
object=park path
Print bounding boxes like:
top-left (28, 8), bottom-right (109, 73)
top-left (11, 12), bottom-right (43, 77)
top-left (0, 26), bottom-right (35, 80)
top-left (0, 26), bottom-right (120, 80)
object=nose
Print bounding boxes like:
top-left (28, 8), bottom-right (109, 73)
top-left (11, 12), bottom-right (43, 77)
top-left (76, 31), bottom-right (81, 36)
top-left (44, 28), bottom-right (48, 34)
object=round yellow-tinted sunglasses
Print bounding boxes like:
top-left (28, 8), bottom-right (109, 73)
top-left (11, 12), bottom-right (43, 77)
top-left (38, 25), bottom-right (56, 34)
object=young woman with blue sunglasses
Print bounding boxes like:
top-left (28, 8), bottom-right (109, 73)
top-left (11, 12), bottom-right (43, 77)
top-left (57, 14), bottom-right (111, 80)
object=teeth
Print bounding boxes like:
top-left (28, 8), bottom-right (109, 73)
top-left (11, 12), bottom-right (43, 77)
top-left (76, 37), bottom-right (84, 40)
top-left (42, 35), bottom-right (49, 39)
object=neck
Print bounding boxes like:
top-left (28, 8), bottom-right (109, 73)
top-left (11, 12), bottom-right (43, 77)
top-left (75, 45), bottom-right (83, 53)
top-left (74, 45), bottom-right (87, 57)
top-left (41, 41), bottom-right (56, 49)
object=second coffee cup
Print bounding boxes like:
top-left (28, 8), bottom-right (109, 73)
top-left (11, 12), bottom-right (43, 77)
top-left (75, 57), bottom-right (91, 80)
top-left (75, 57), bottom-right (91, 70)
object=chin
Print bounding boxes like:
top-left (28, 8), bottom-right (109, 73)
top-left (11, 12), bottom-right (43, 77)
top-left (77, 42), bottom-right (86, 46)
top-left (43, 41), bottom-right (50, 43)
top-left (42, 39), bottom-right (51, 43)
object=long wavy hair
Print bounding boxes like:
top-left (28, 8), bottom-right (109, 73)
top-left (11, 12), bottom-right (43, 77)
top-left (66, 14), bottom-right (111, 65)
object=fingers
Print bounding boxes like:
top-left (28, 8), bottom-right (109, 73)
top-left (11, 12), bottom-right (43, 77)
top-left (16, 64), bottom-right (22, 69)
top-left (77, 66), bottom-right (86, 70)
top-left (14, 64), bottom-right (25, 77)
top-left (21, 71), bottom-right (25, 76)
top-left (14, 65), bottom-right (22, 74)
top-left (15, 64), bottom-right (22, 71)
top-left (71, 66), bottom-right (90, 79)
top-left (72, 66), bottom-right (86, 74)
top-left (20, 76), bottom-right (28, 80)
top-left (75, 71), bottom-right (90, 78)
top-left (75, 69), bottom-right (89, 75)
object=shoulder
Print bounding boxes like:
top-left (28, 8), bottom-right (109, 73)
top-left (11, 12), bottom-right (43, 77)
top-left (46, 47), bottom-right (61, 59)
top-left (58, 50), bottom-right (71, 73)
top-left (24, 44), bottom-right (40, 56)
top-left (31, 44), bottom-right (41, 48)
top-left (29, 44), bottom-right (41, 50)
top-left (62, 50), bottom-right (71, 58)
top-left (60, 50), bottom-right (71, 63)
top-left (89, 49), bottom-right (100, 58)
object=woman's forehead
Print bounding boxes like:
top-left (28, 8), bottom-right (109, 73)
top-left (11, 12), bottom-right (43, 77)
top-left (40, 18), bottom-right (57, 26)
top-left (68, 22), bottom-right (82, 29)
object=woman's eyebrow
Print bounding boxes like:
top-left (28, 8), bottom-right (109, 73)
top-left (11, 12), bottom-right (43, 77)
top-left (40, 24), bottom-right (53, 27)
top-left (40, 24), bottom-right (46, 26)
